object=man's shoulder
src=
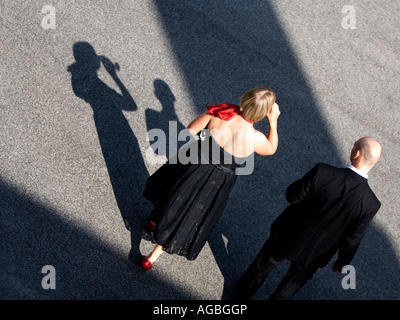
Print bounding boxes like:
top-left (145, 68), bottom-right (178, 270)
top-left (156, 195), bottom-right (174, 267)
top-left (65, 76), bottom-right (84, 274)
top-left (309, 162), bottom-right (356, 185)
top-left (321, 164), bottom-right (381, 205)
top-left (313, 162), bottom-right (343, 174)
top-left (364, 185), bottom-right (381, 209)
top-left (312, 163), bottom-right (380, 209)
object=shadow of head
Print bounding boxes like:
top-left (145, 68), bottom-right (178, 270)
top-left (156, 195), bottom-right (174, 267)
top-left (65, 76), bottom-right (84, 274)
top-left (67, 42), bottom-right (101, 102)
top-left (71, 41), bottom-right (101, 71)
top-left (154, 79), bottom-right (176, 107)
top-left (67, 41), bottom-right (133, 111)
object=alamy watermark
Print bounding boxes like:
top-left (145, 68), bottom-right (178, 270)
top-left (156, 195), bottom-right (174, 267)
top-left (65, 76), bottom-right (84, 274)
top-left (341, 265), bottom-right (356, 289)
top-left (146, 123), bottom-right (255, 176)
top-left (341, 5), bottom-right (356, 29)
top-left (41, 4), bottom-right (56, 30)
top-left (41, 265), bottom-right (56, 289)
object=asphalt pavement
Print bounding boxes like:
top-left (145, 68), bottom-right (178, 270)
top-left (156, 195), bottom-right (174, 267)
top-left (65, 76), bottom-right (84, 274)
top-left (1, 0), bottom-right (399, 301)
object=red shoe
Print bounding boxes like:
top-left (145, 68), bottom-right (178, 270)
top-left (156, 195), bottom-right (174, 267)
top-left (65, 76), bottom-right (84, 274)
top-left (145, 221), bottom-right (156, 232)
top-left (141, 257), bottom-right (153, 270)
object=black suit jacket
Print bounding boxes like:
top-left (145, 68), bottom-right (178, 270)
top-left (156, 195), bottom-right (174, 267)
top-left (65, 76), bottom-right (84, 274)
top-left (269, 163), bottom-right (380, 269)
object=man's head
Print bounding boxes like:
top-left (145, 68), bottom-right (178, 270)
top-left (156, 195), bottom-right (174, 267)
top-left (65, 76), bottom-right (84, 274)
top-left (350, 137), bottom-right (382, 173)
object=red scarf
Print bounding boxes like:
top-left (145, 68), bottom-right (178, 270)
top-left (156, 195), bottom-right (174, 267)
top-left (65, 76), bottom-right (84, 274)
top-left (206, 103), bottom-right (254, 123)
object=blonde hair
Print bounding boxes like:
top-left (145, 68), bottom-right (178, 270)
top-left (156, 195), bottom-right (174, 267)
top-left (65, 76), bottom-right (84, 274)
top-left (239, 87), bottom-right (276, 122)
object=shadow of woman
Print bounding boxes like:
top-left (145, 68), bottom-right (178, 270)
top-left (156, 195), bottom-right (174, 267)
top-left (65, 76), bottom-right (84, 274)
top-left (67, 41), bottom-right (150, 259)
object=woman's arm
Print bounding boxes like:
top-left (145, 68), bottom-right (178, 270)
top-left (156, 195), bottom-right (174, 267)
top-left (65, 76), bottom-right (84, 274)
top-left (254, 103), bottom-right (280, 155)
top-left (100, 55), bottom-right (137, 111)
top-left (187, 112), bottom-right (212, 135)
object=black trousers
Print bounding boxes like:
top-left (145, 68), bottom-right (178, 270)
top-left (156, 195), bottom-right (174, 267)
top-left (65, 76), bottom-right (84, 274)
top-left (235, 239), bottom-right (319, 300)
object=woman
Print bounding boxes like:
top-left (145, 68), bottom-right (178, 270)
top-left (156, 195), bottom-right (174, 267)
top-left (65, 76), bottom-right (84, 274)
top-left (141, 87), bottom-right (280, 269)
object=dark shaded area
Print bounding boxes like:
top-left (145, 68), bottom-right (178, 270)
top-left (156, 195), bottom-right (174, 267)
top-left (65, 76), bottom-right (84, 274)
top-left (0, 177), bottom-right (194, 299)
top-left (153, 1), bottom-right (400, 299)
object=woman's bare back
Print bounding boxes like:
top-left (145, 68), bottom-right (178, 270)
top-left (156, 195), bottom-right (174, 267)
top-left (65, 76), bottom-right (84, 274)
top-left (207, 115), bottom-right (255, 158)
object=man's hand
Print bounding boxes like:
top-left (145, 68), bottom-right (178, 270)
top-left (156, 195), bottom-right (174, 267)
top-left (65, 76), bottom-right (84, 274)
top-left (267, 103), bottom-right (280, 122)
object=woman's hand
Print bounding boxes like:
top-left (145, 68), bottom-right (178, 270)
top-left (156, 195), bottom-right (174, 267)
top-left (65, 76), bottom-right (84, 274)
top-left (100, 55), bottom-right (119, 78)
top-left (267, 103), bottom-right (280, 122)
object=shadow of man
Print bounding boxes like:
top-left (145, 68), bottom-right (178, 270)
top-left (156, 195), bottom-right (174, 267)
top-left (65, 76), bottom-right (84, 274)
top-left (67, 41), bottom-right (150, 259)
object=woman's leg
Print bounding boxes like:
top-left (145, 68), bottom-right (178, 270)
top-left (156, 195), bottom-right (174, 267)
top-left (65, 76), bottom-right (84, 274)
top-left (145, 244), bottom-right (165, 264)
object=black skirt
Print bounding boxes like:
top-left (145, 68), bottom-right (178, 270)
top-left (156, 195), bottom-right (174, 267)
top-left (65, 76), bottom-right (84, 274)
top-left (143, 131), bottom-right (247, 260)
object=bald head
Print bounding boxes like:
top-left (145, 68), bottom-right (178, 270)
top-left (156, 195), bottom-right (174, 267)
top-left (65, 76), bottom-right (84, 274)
top-left (350, 137), bottom-right (382, 171)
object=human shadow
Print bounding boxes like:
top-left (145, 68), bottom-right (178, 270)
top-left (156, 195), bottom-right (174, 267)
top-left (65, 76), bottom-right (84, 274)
top-left (154, 1), bottom-right (400, 300)
top-left (68, 41), bottom-right (150, 259)
top-left (145, 79), bottom-right (186, 160)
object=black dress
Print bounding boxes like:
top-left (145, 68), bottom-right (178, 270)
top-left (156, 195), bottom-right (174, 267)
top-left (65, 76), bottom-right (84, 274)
top-left (143, 130), bottom-right (248, 260)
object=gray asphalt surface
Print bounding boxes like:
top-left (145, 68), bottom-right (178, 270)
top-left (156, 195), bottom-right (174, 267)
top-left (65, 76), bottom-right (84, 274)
top-left (1, 0), bottom-right (399, 300)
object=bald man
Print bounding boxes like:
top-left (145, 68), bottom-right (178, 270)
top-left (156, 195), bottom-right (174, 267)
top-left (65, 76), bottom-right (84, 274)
top-left (235, 137), bottom-right (382, 300)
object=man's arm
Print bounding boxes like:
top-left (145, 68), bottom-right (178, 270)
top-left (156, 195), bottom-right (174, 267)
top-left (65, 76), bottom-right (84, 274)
top-left (285, 163), bottom-right (321, 204)
top-left (333, 204), bottom-right (380, 271)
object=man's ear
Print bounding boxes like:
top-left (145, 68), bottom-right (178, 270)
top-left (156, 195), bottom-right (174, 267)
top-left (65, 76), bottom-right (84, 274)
top-left (354, 150), bottom-right (361, 160)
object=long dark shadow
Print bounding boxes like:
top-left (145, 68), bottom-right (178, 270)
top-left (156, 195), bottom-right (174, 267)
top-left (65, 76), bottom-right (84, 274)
top-left (68, 41), bottom-right (151, 260)
top-left (153, 1), bottom-right (400, 299)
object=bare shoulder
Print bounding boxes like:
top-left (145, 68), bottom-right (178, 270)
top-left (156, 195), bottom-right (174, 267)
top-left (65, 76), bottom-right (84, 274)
top-left (187, 112), bottom-right (212, 134)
